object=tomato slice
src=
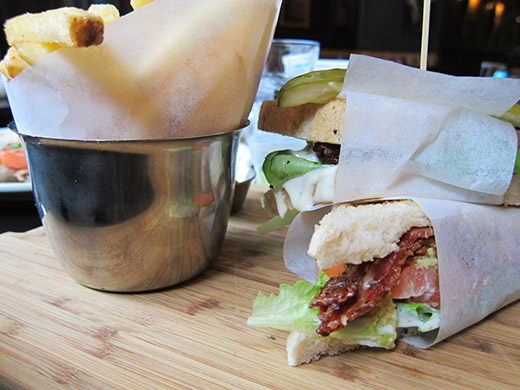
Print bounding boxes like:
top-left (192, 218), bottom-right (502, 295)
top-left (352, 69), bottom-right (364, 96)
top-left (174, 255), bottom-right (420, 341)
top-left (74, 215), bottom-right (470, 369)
top-left (323, 263), bottom-right (346, 278)
top-left (390, 259), bottom-right (440, 308)
top-left (0, 146), bottom-right (28, 170)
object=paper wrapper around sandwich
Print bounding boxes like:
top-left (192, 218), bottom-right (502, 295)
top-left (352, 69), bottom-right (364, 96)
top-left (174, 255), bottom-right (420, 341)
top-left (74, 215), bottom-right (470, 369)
top-left (283, 199), bottom-right (520, 349)
top-left (334, 55), bottom-right (520, 205)
top-left (3, 0), bottom-right (282, 140)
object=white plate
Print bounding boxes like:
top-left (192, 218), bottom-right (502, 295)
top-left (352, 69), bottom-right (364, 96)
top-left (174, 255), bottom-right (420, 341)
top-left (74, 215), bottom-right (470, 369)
top-left (0, 126), bottom-right (20, 147)
top-left (0, 181), bottom-right (32, 193)
top-left (0, 181), bottom-right (33, 202)
top-left (0, 127), bottom-right (32, 199)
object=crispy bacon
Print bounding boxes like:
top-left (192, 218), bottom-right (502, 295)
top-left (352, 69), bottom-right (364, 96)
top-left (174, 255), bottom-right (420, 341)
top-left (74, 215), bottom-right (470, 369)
top-left (313, 142), bottom-right (340, 165)
top-left (309, 227), bottom-right (435, 336)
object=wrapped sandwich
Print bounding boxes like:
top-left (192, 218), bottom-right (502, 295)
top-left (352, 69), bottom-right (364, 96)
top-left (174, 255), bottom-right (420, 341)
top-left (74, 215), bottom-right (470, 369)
top-left (248, 198), bottom-right (520, 366)
top-left (257, 56), bottom-right (520, 233)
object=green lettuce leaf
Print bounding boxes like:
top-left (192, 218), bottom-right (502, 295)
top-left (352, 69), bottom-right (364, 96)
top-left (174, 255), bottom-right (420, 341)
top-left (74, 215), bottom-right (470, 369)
top-left (247, 273), bottom-right (328, 333)
top-left (396, 302), bottom-right (440, 332)
top-left (415, 247), bottom-right (438, 268)
top-left (257, 209), bottom-right (299, 235)
top-left (262, 149), bottom-right (324, 187)
top-left (247, 274), bottom-right (398, 349)
top-left (327, 295), bottom-right (397, 349)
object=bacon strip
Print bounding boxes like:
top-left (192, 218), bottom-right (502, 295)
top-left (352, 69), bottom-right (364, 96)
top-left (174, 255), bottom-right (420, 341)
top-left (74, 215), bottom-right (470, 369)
top-left (309, 227), bottom-right (435, 336)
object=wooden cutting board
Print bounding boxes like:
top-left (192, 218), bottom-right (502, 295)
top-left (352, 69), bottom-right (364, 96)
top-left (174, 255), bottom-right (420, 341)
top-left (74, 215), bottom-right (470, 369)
top-left (0, 185), bottom-right (519, 390)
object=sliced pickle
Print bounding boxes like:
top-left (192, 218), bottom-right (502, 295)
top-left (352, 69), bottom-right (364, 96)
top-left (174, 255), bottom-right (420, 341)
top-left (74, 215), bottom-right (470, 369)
top-left (277, 68), bottom-right (346, 107)
top-left (279, 68), bottom-right (346, 96)
top-left (498, 103), bottom-right (520, 128)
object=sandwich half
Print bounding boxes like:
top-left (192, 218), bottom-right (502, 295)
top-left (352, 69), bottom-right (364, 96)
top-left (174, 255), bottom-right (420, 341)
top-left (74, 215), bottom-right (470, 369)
top-left (257, 69), bottom-right (520, 234)
top-left (259, 97), bottom-right (343, 221)
top-left (256, 69), bottom-right (347, 233)
top-left (248, 200), bottom-right (441, 366)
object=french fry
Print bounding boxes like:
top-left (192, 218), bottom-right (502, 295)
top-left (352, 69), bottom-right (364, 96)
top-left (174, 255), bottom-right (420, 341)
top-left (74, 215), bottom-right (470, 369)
top-left (4, 7), bottom-right (104, 48)
top-left (0, 61), bottom-right (9, 80)
top-left (1, 6), bottom-right (109, 81)
top-left (87, 4), bottom-right (120, 24)
top-left (0, 47), bottom-right (29, 80)
top-left (15, 42), bottom-right (62, 65)
top-left (130, 0), bottom-right (155, 10)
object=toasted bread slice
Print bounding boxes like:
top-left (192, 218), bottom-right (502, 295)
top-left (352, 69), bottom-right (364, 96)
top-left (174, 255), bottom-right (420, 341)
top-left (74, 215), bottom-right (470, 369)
top-left (258, 98), bottom-right (346, 144)
top-left (504, 173), bottom-right (520, 206)
top-left (286, 331), bottom-right (358, 366)
top-left (259, 103), bottom-right (520, 208)
top-left (504, 130), bottom-right (520, 206)
top-left (262, 187), bottom-right (294, 218)
top-left (308, 200), bottom-right (432, 269)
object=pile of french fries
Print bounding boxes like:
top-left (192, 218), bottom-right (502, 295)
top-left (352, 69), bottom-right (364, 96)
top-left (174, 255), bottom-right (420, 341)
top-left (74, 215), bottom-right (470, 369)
top-left (0, 4), bottom-right (120, 80)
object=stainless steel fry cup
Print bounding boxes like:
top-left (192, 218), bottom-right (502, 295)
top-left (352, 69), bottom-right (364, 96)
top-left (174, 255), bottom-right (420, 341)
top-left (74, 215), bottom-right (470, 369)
top-left (17, 126), bottom-right (243, 292)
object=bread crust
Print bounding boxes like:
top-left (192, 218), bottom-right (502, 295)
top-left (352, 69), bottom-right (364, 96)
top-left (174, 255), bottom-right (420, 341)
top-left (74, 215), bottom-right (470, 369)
top-left (259, 107), bottom-right (519, 208)
top-left (258, 99), bottom-right (345, 144)
top-left (286, 331), bottom-right (358, 366)
top-left (262, 187), bottom-right (293, 218)
top-left (504, 173), bottom-right (520, 206)
top-left (504, 130), bottom-right (520, 206)
top-left (308, 200), bottom-right (432, 270)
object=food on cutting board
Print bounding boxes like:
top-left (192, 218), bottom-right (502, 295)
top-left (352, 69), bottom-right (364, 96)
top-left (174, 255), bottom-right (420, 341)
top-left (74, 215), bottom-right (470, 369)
top-left (249, 200), bottom-right (439, 365)
top-left (249, 198), bottom-right (520, 365)
top-left (256, 68), bottom-right (520, 234)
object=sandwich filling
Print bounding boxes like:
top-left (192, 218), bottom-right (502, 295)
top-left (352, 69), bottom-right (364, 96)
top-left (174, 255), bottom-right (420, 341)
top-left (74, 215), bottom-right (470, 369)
top-left (262, 141), bottom-right (340, 187)
top-left (260, 142), bottom-right (339, 231)
top-left (249, 201), bottom-right (441, 361)
top-left (310, 226), bottom-right (438, 336)
top-left (259, 67), bottom-right (520, 229)
top-left (307, 200), bottom-right (440, 337)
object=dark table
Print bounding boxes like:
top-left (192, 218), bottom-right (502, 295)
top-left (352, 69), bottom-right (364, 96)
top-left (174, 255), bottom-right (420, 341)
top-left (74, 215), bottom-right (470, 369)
top-left (0, 190), bottom-right (42, 234)
top-left (0, 99), bottom-right (42, 233)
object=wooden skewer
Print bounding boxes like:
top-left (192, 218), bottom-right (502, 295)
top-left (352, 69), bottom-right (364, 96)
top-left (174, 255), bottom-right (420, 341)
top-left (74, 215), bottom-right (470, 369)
top-left (420, 0), bottom-right (432, 70)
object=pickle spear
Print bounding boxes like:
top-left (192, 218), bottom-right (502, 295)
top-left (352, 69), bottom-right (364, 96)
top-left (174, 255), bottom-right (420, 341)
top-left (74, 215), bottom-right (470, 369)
top-left (277, 68), bottom-right (520, 128)
top-left (277, 68), bottom-right (346, 107)
top-left (498, 102), bottom-right (520, 128)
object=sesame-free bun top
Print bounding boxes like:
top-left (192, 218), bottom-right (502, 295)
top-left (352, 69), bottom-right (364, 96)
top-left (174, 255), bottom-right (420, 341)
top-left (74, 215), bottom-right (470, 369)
top-left (258, 98), bottom-right (346, 144)
top-left (308, 200), bottom-right (432, 270)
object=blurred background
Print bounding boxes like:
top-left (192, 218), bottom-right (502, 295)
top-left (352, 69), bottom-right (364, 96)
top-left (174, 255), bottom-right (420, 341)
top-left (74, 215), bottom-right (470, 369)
top-left (0, 0), bottom-right (518, 229)
top-left (273, 0), bottom-right (520, 77)
top-left (1, 0), bottom-right (519, 75)
top-left (0, 0), bottom-right (519, 127)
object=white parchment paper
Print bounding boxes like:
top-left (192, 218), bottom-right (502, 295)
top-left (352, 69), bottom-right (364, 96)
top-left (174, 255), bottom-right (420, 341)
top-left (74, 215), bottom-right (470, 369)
top-left (284, 200), bottom-right (520, 348)
top-left (4, 0), bottom-right (282, 140)
top-left (335, 55), bottom-right (520, 205)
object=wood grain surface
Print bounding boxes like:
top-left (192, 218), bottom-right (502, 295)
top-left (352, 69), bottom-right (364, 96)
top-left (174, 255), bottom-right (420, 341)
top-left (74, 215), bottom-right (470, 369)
top-left (0, 185), bottom-right (519, 390)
